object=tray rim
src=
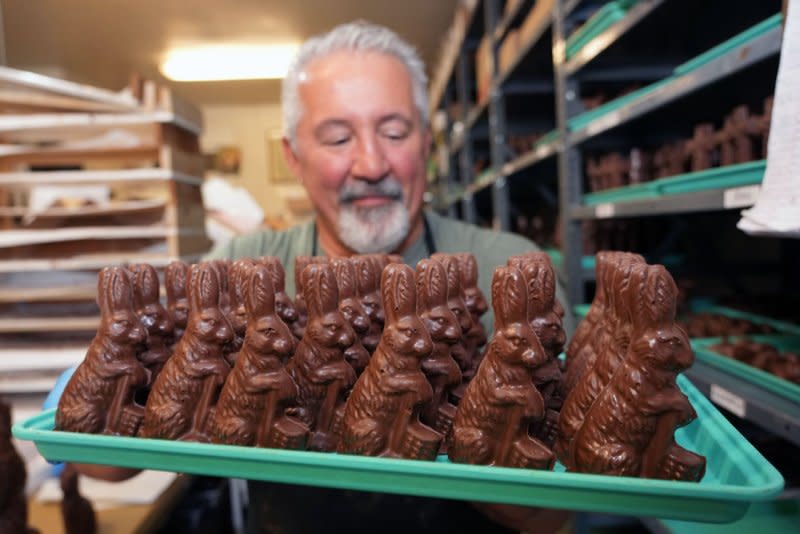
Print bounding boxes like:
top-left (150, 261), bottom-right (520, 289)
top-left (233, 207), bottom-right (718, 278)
top-left (692, 334), bottom-right (800, 405)
top-left (12, 374), bottom-right (784, 524)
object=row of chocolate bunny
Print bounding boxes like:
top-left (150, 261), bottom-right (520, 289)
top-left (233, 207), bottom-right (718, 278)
top-left (558, 252), bottom-right (706, 480)
top-left (55, 251), bottom-right (569, 467)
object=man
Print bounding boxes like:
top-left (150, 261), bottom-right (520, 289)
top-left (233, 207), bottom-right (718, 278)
top-left (206, 21), bottom-right (574, 336)
top-left (205, 21), bottom-right (574, 533)
top-left (54, 21), bottom-right (574, 533)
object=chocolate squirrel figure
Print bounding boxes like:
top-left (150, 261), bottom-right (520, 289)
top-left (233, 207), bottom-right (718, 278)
top-left (57, 267), bottom-right (148, 436)
top-left (165, 261), bottom-right (190, 348)
top-left (1, 400), bottom-right (39, 534)
top-left (140, 262), bottom-right (233, 442)
top-left (128, 263), bottom-right (174, 387)
top-left (570, 265), bottom-right (705, 480)
top-left (224, 259), bottom-right (257, 366)
top-left (454, 253), bottom-right (489, 382)
top-left (285, 263), bottom-right (356, 451)
top-left (60, 464), bottom-right (96, 534)
top-left (339, 263), bottom-right (441, 459)
top-left (354, 256), bottom-right (384, 355)
top-left (415, 259), bottom-right (462, 451)
top-left (210, 264), bottom-right (308, 449)
top-left (449, 267), bottom-right (554, 469)
top-left (258, 257), bottom-right (300, 342)
top-left (330, 258), bottom-right (371, 376)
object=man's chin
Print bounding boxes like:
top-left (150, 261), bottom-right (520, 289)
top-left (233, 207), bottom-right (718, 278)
top-left (337, 202), bottom-right (410, 254)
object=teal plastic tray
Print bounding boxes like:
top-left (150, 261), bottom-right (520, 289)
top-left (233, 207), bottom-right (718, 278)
top-left (574, 303), bottom-right (591, 318)
top-left (689, 303), bottom-right (800, 336)
top-left (692, 335), bottom-right (800, 405)
top-left (654, 161), bottom-right (765, 195)
top-left (13, 376), bottom-right (783, 523)
top-left (674, 14), bottom-right (783, 76)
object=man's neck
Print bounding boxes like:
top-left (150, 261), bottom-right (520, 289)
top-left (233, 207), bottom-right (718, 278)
top-left (316, 213), bottom-right (425, 258)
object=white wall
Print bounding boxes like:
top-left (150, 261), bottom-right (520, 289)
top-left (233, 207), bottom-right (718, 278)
top-left (200, 103), bottom-right (311, 226)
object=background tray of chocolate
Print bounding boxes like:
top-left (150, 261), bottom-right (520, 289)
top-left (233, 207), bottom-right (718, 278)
top-left (13, 374), bottom-right (783, 524)
top-left (692, 335), bottom-right (800, 404)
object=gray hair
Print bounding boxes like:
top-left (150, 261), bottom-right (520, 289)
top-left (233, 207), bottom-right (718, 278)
top-left (282, 21), bottom-right (429, 149)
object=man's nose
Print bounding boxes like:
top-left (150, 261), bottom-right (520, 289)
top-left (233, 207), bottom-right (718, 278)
top-left (352, 136), bottom-right (389, 181)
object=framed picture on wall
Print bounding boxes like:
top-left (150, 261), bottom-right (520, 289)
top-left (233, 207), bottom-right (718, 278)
top-left (266, 131), bottom-right (297, 184)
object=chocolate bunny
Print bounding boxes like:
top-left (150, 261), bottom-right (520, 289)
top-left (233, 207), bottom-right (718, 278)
top-left (415, 259), bottom-right (462, 449)
top-left (454, 253), bottom-right (488, 381)
top-left (511, 254), bottom-right (566, 447)
top-left (430, 254), bottom-right (474, 376)
top-left (224, 259), bottom-right (256, 365)
top-left (258, 256), bottom-right (300, 339)
top-left (60, 464), bottom-right (96, 534)
top-left (339, 263), bottom-right (441, 459)
top-left (57, 267), bottom-right (148, 436)
top-left (564, 251), bottom-right (612, 390)
top-left (1, 399), bottom-right (39, 534)
top-left (128, 263), bottom-right (174, 386)
top-left (140, 262), bottom-right (233, 442)
top-left (449, 267), bottom-right (554, 469)
top-left (292, 256), bottom-right (329, 340)
top-left (210, 259), bottom-right (232, 316)
top-left (210, 264), bottom-right (308, 449)
top-left (331, 258), bottom-right (371, 376)
top-left (571, 265), bottom-right (704, 480)
top-left (165, 261), bottom-right (190, 347)
top-left (354, 256), bottom-right (384, 354)
top-left (556, 253), bottom-right (644, 464)
top-left (285, 263), bottom-right (356, 451)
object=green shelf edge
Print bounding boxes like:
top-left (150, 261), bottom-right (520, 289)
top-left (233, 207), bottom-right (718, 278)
top-left (568, 13), bottom-right (781, 134)
top-left (692, 335), bottom-right (800, 405)
top-left (583, 160), bottom-right (765, 206)
top-left (674, 13), bottom-right (783, 76)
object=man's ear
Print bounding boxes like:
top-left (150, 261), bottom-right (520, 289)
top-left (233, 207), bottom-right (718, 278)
top-left (282, 137), bottom-right (303, 183)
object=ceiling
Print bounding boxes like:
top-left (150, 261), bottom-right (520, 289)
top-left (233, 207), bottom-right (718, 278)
top-left (2, 0), bottom-right (459, 106)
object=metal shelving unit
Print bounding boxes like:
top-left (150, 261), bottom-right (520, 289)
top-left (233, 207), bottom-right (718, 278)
top-left (685, 361), bottom-right (800, 447)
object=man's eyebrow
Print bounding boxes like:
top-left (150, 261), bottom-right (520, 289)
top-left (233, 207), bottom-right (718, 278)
top-left (314, 119), bottom-right (351, 136)
top-left (378, 113), bottom-right (413, 126)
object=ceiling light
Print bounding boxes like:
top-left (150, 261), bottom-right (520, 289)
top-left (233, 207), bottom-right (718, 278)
top-left (161, 44), bottom-right (300, 81)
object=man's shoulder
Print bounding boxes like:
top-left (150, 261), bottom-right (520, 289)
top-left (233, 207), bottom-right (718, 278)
top-left (203, 220), bottom-right (314, 261)
top-left (427, 211), bottom-right (540, 257)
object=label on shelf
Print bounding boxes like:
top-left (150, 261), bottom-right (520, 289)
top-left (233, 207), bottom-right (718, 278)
top-left (723, 185), bottom-right (761, 209)
top-left (595, 203), bottom-right (615, 218)
top-left (709, 384), bottom-right (747, 418)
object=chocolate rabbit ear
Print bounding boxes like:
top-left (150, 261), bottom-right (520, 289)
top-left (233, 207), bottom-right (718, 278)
top-left (109, 267), bottom-right (134, 313)
top-left (628, 263), bottom-right (650, 329)
top-left (201, 263), bottom-right (221, 308)
top-left (165, 261), bottom-right (188, 303)
top-left (436, 255), bottom-right (463, 298)
top-left (456, 253), bottom-right (479, 287)
top-left (521, 261), bottom-right (546, 317)
top-left (140, 264), bottom-right (160, 302)
top-left (294, 256), bottom-right (313, 296)
top-left (96, 267), bottom-right (113, 314)
top-left (259, 256), bottom-right (286, 293)
top-left (247, 264), bottom-right (275, 318)
top-left (382, 263), bottom-right (415, 323)
top-left (492, 267), bottom-right (528, 328)
top-left (331, 259), bottom-right (356, 300)
top-left (303, 263), bottom-right (339, 317)
top-left (354, 256), bottom-right (375, 295)
top-left (415, 259), bottom-right (447, 314)
top-left (643, 265), bottom-right (678, 325)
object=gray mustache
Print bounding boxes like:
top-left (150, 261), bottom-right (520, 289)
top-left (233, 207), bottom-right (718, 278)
top-left (339, 179), bottom-right (403, 204)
